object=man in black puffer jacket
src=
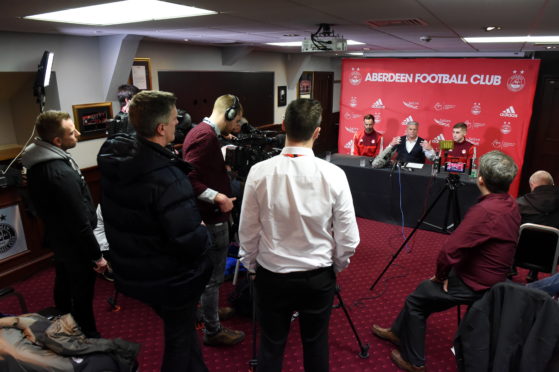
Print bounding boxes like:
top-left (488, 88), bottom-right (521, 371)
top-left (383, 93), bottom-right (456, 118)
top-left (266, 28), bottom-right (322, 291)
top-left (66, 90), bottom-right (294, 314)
top-left (97, 90), bottom-right (212, 372)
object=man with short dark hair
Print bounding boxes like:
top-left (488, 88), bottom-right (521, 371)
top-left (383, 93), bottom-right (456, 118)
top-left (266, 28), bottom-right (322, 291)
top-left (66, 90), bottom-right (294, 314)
top-left (22, 110), bottom-right (107, 338)
top-left (239, 98), bottom-right (360, 371)
top-left (182, 94), bottom-right (245, 346)
top-left (372, 150), bottom-right (520, 372)
top-left (387, 121), bottom-right (436, 163)
top-left (98, 90), bottom-right (212, 371)
top-left (442, 122), bottom-right (475, 164)
top-left (351, 114), bottom-right (383, 157)
top-left (107, 84), bottom-right (140, 135)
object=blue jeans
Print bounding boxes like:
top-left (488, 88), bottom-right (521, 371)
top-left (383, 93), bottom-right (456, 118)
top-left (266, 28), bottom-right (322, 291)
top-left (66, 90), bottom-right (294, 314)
top-left (527, 273), bottom-right (559, 296)
top-left (199, 222), bottom-right (229, 334)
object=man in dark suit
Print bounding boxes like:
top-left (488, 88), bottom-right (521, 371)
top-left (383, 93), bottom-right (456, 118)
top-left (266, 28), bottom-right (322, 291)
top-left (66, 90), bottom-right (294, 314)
top-left (387, 121), bottom-right (436, 163)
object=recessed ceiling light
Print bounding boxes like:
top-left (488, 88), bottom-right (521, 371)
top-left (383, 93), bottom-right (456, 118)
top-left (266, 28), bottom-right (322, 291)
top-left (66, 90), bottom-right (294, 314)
top-left (483, 26), bottom-right (502, 32)
top-left (283, 34), bottom-right (300, 37)
top-left (24, 0), bottom-right (216, 26)
top-left (266, 39), bottom-right (364, 47)
top-left (464, 36), bottom-right (559, 43)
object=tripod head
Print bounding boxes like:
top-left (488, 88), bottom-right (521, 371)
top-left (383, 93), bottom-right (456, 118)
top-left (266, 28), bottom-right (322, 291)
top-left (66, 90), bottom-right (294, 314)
top-left (445, 173), bottom-right (463, 190)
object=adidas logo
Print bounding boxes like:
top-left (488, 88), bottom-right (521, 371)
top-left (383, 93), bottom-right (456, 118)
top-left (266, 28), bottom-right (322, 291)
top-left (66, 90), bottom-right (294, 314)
top-left (344, 139), bottom-right (353, 149)
top-left (371, 98), bottom-right (385, 109)
top-left (432, 134), bottom-right (445, 143)
top-left (499, 106), bottom-right (518, 118)
top-left (401, 115), bottom-right (414, 125)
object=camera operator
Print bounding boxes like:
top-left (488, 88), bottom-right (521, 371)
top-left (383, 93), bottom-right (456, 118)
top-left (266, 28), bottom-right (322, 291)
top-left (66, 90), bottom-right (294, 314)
top-left (239, 98), bottom-right (359, 371)
top-left (182, 94), bottom-right (245, 346)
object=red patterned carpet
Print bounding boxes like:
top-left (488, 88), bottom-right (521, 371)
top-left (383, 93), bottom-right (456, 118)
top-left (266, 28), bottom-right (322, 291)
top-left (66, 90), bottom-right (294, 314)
top-left (3, 218), bottom-right (533, 371)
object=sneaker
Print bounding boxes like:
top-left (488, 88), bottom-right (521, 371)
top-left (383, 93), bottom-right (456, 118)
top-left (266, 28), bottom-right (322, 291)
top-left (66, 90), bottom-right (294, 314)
top-left (218, 306), bottom-right (235, 321)
top-left (204, 327), bottom-right (245, 346)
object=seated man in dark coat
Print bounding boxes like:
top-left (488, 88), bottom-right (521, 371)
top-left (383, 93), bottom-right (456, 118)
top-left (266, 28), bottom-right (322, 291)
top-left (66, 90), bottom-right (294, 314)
top-left (517, 170), bottom-right (559, 228)
top-left (387, 121), bottom-right (436, 164)
top-left (98, 90), bottom-right (212, 372)
top-left (372, 150), bottom-right (521, 372)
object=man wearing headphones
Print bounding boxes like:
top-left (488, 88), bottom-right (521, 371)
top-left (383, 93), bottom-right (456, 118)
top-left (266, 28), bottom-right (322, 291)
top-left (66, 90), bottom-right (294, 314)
top-left (182, 94), bottom-right (245, 346)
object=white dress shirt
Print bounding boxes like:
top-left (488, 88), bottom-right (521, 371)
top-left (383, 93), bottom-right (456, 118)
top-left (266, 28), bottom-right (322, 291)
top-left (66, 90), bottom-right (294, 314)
top-left (239, 146), bottom-right (360, 274)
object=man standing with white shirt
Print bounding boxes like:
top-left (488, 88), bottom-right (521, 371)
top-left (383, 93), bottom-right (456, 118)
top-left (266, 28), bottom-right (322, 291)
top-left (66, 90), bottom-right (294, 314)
top-left (239, 98), bottom-right (360, 372)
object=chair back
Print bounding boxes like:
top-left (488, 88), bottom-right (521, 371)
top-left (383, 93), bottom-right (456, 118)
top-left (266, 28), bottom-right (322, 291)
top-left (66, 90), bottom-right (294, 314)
top-left (514, 223), bottom-right (559, 274)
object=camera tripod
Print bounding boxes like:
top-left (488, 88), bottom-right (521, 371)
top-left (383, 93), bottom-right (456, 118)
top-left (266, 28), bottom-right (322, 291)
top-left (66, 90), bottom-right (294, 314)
top-left (370, 173), bottom-right (464, 291)
top-left (248, 283), bottom-right (369, 371)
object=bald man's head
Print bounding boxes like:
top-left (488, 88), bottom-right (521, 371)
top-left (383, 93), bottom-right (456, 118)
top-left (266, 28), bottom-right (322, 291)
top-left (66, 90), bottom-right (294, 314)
top-left (529, 170), bottom-right (554, 191)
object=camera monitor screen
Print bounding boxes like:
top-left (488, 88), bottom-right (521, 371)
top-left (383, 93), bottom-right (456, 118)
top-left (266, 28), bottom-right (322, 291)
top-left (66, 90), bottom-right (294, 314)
top-left (445, 161), bottom-right (466, 173)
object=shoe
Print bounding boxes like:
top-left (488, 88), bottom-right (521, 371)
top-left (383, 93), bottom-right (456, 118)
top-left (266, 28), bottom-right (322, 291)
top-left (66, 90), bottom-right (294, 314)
top-left (218, 306), bottom-right (235, 321)
top-left (390, 349), bottom-right (425, 372)
top-left (371, 324), bottom-right (400, 346)
top-left (101, 270), bottom-right (115, 282)
top-left (204, 327), bottom-right (245, 346)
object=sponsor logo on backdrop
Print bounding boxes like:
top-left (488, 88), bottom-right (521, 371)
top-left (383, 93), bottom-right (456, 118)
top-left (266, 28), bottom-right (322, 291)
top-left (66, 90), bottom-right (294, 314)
top-left (401, 115), bottom-right (415, 125)
top-left (468, 137), bottom-right (481, 146)
top-left (344, 112), bottom-right (362, 120)
top-left (501, 122), bottom-right (512, 134)
top-left (403, 101), bottom-right (420, 109)
top-left (464, 120), bottom-right (486, 129)
top-left (434, 102), bottom-right (456, 111)
top-left (500, 106), bottom-right (519, 118)
top-left (0, 218), bottom-right (17, 254)
top-left (371, 98), bottom-right (385, 109)
top-left (471, 102), bottom-right (481, 115)
top-left (349, 67), bottom-right (362, 86)
top-left (373, 112), bottom-right (382, 123)
top-left (344, 139), bottom-right (353, 149)
top-left (434, 119), bottom-right (451, 127)
top-left (349, 96), bottom-right (358, 108)
top-left (345, 127), bottom-right (359, 134)
top-left (507, 70), bottom-right (526, 92)
top-left (491, 140), bottom-right (516, 149)
top-left (432, 133), bottom-right (445, 143)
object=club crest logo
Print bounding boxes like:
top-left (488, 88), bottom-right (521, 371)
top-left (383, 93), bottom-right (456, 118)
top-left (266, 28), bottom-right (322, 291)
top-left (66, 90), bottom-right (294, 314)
top-left (501, 122), bottom-right (512, 134)
top-left (349, 67), bottom-right (362, 86)
top-left (349, 96), bottom-right (358, 108)
top-left (0, 223), bottom-right (17, 254)
top-left (471, 102), bottom-right (481, 115)
top-left (507, 70), bottom-right (526, 92)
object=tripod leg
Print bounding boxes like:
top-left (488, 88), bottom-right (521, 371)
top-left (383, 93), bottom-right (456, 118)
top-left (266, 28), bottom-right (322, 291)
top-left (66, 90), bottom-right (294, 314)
top-left (335, 286), bottom-right (370, 359)
top-left (248, 275), bottom-right (258, 371)
top-left (442, 187), bottom-right (454, 233)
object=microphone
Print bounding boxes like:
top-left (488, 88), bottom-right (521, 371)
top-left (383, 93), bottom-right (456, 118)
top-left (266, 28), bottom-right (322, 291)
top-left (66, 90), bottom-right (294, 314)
top-left (371, 144), bottom-right (397, 168)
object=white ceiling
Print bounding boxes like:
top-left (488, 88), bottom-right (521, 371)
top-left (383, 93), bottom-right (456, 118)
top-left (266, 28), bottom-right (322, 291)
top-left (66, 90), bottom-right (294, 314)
top-left (1, 0), bottom-right (558, 55)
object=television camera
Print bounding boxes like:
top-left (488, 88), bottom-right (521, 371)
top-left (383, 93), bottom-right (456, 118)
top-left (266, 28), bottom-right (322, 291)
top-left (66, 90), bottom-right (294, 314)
top-left (225, 130), bottom-right (284, 179)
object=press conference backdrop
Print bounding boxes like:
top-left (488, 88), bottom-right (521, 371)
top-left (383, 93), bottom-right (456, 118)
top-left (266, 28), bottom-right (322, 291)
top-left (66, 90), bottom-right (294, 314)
top-left (339, 58), bottom-right (540, 196)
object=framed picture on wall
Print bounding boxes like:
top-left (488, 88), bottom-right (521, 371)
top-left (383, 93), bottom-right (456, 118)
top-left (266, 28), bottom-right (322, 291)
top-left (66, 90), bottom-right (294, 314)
top-left (278, 86), bottom-right (287, 107)
top-left (129, 58), bottom-right (152, 90)
top-left (72, 102), bottom-right (113, 141)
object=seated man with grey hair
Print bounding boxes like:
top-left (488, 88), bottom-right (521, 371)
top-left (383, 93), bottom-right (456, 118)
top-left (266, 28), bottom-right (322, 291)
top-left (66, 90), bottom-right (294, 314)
top-left (517, 170), bottom-right (559, 229)
top-left (388, 121), bottom-right (436, 163)
top-left (372, 150), bottom-right (521, 372)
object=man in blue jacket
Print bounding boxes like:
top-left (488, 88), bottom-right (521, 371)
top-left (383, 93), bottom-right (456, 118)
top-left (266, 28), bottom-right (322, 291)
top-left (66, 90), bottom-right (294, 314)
top-left (98, 90), bottom-right (212, 372)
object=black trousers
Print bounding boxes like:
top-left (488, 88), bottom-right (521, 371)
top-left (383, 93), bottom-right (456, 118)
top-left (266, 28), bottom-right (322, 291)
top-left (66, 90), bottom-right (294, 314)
top-left (54, 260), bottom-right (98, 338)
top-left (150, 299), bottom-right (208, 372)
top-left (391, 271), bottom-right (484, 367)
top-left (255, 266), bottom-right (336, 372)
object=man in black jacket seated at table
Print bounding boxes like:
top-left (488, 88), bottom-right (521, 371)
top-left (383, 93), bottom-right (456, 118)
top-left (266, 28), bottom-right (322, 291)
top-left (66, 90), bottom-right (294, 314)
top-left (22, 110), bottom-right (108, 338)
top-left (97, 90), bottom-right (212, 372)
top-left (387, 121), bottom-right (436, 164)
